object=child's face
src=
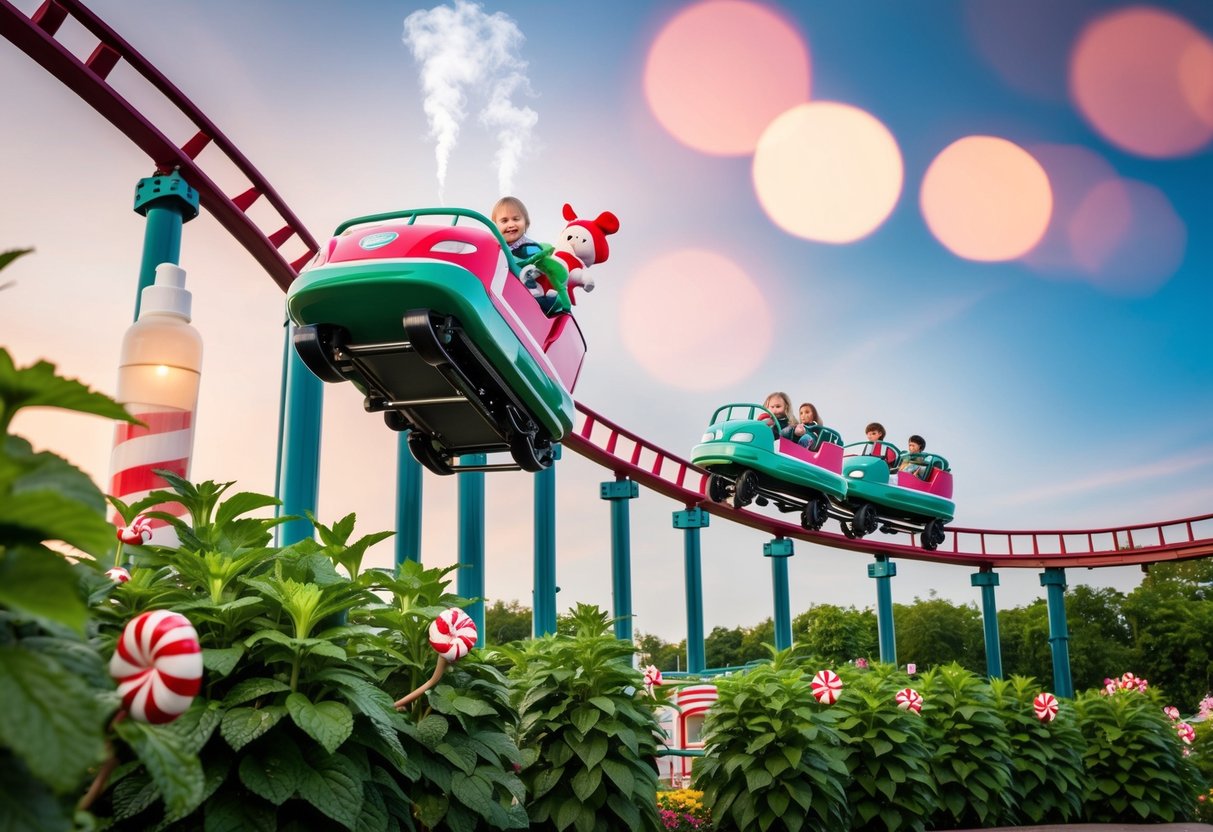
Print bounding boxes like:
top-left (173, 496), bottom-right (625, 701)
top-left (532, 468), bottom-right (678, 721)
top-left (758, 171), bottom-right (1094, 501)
top-left (866, 429), bottom-right (883, 441)
top-left (494, 207), bottom-right (527, 244)
top-left (907, 440), bottom-right (922, 453)
top-left (799, 406), bottom-right (815, 423)
top-left (766, 398), bottom-right (786, 417)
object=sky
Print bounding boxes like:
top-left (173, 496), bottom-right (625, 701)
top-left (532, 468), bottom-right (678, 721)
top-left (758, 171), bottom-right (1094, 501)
top-left (3, 0), bottom-right (1212, 643)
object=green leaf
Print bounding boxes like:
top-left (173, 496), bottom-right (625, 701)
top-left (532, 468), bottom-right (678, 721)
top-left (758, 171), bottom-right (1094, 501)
top-left (203, 789), bottom-right (277, 832)
top-left (214, 491), bottom-right (281, 530)
top-left (202, 646), bottom-right (244, 678)
top-left (0, 349), bottom-right (134, 426)
top-left (298, 747), bottom-right (362, 829)
top-left (451, 696), bottom-right (497, 718)
top-left (0, 248), bottom-right (34, 273)
top-left (416, 713), bottom-right (449, 748)
top-left (222, 677), bottom-right (291, 708)
top-left (115, 718), bottom-right (206, 821)
top-left (286, 693), bottom-right (353, 754)
top-left (220, 705), bottom-right (286, 751)
top-left (0, 547), bottom-right (89, 632)
top-left (450, 771), bottom-right (495, 819)
top-left (0, 749), bottom-right (72, 832)
top-left (599, 758), bottom-right (634, 795)
top-left (238, 736), bottom-right (305, 806)
top-left (0, 646), bottom-right (106, 792)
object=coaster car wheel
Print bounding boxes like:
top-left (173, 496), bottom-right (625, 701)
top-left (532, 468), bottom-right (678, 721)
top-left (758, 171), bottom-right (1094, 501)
top-left (733, 470), bottom-right (759, 509)
top-left (407, 432), bottom-right (454, 476)
top-left (510, 432), bottom-right (553, 473)
top-left (922, 519), bottom-right (946, 551)
top-left (851, 504), bottom-right (878, 538)
top-left (384, 410), bottom-right (411, 432)
top-left (800, 495), bottom-right (829, 531)
top-left (293, 324), bottom-right (348, 383)
top-left (707, 474), bottom-right (730, 503)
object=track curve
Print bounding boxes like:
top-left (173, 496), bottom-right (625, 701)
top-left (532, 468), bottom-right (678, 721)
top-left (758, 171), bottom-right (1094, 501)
top-left (5, 1), bottom-right (1212, 572)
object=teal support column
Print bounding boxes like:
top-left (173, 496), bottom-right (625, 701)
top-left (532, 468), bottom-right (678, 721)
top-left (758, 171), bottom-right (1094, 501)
top-left (533, 445), bottom-right (562, 637)
top-left (600, 479), bottom-right (639, 642)
top-left (395, 432), bottom-right (423, 567)
top-left (765, 538), bottom-right (794, 651)
top-left (1040, 568), bottom-right (1073, 697)
top-left (131, 170), bottom-right (199, 320)
top-left (458, 454), bottom-right (487, 647)
top-left (868, 556), bottom-right (898, 664)
top-left (971, 569), bottom-right (1004, 679)
top-left (673, 507), bottom-right (710, 672)
top-left (276, 326), bottom-right (323, 546)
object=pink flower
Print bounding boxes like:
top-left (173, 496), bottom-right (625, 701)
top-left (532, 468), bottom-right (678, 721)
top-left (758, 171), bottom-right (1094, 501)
top-left (116, 515), bottom-right (153, 545)
top-left (855, 657), bottom-right (868, 669)
top-left (1199, 695), bottom-right (1213, 717)
top-left (906, 663), bottom-right (917, 675)
top-left (1164, 706), bottom-right (1180, 721)
top-left (1177, 722), bottom-right (1195, 745)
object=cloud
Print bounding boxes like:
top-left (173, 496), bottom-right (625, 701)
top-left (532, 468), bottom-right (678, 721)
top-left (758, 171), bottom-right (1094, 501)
top-left (403, 0), bottom-right (537, 198)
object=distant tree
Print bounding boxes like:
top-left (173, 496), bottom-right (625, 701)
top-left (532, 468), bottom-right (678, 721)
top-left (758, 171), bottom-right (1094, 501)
top-left (792, 604), bottom-right (878, 664)
top-left (1123, 562), bottom-right (1213, 707)
top-left (894, 595), bottom-right (983, 671)
top-left (484, 599), bottom-right (533, 644)
top-left (704, 625), bottom-right (749, 669)
top-left (997, 600), bottom-right (1051, 685)
top-left (1064, 585), bottom-right (1135, 690)
top-left (740, 617), bottom-right (775, 661)
top-left (635, 631), bottom-right (684, 671)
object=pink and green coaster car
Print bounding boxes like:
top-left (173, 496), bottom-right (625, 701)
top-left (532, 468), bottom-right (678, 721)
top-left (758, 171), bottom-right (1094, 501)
top-left (285, 208), bottom-right (586, 475)
top-left (691, 403), bottom-right (848, 531)
top-left (840, 441), bottom-right (955, 550)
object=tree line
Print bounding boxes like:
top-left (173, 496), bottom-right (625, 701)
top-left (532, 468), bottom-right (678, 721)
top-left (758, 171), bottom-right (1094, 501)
top-left (486, 559), bottom-right (1213, 709)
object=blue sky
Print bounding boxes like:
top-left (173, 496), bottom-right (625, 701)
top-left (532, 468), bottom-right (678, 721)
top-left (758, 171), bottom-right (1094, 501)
top-left (3, 0), bottom-right (1212, 642)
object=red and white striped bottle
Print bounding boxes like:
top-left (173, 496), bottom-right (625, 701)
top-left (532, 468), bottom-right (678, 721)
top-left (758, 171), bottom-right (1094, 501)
top-left (108, 263), bottom-right (202, 546)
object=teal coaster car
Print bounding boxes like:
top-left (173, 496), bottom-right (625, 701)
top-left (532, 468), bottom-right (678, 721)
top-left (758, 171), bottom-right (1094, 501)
top-left (840, 441), bottom-right (955, 550)
top-left (691, 404), bottom-right (848, 531)
top-left (286, 208), bottom-right (586, 475)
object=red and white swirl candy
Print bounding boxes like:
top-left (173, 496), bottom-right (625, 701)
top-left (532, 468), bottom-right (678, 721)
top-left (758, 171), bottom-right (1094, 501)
top-left (811, 669), bottom-right (843, 705)
top-left (109, 610), bottom-right (202, 724)
top-left (643, 664), bottom-right (663, 691)
top-left (106, 567), bottom-right (131, 584)
top-left (429, 608), bottom-right (478, 662)
top-left (1034, 692), bottom-right (1059, 722)
top-left (895, 687), bottom-right (923, 713)
top-left (1177, 722), bottom-right (1196, 745)
top-left (116, 515), bottom-right (154, 546)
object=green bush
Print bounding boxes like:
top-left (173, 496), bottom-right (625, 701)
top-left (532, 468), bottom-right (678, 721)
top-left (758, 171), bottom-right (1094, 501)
top-left (989, 675), bottom-right (1088, 824)
top-left (830, 663), bottom-right (937, 832)
top-left (694, 654), bottom-right (850, 832)
top-left (1075, 685), bottom-right (1203, 822)
top-left (0, 338), bottom-right (142, 832)
top-left (506, 604), bottom-right (663, 832)
top-left (919, 663), bottom-right (1013, 828)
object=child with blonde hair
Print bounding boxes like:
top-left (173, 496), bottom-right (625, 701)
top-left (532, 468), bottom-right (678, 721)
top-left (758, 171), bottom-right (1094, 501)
top-left (762, 391), bottom-right (798, 439)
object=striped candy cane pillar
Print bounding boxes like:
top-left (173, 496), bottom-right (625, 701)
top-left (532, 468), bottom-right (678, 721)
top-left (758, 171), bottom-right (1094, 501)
top-left (108, 264), bottom-right (202, 546)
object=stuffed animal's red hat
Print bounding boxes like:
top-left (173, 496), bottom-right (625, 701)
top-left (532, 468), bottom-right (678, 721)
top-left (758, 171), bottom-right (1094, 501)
top-left (563, 203), bottom-right (620, 264)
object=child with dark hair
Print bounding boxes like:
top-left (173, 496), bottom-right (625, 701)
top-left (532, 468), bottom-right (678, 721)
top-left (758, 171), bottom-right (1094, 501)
top-left (899, 434), bottom-right (927, 476)
top-left (864, 422), bottom-right (885, 441)
top-left (794, 402), bottom-right (822, 448)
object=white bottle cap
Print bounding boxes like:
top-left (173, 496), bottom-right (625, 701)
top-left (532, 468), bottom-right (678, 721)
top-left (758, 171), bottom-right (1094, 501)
top-left (139, 263), bottom-right (192, 321)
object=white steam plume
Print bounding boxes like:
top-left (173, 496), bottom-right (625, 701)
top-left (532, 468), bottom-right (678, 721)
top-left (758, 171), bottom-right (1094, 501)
top-left (403, 0), bottom-right (537, 198)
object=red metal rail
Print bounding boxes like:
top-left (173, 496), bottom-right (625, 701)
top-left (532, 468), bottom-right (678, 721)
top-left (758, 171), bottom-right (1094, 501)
top-left (564, 403), bottom-right (1213, 570)
top-left (5, 2), bottom-right (1211, 572)
top-left (0, 0), bottom-right (317, 290)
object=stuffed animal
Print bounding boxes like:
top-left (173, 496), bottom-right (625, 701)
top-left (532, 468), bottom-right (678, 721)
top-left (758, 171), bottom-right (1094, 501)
top-left (521, 203), bottom-right (619, 314)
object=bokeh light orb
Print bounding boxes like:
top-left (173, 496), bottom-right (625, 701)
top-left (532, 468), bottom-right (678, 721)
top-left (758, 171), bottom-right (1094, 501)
top-left (1023, 143), bottom-right (1121, 276)
top-left (1070, 178), bottom-right (1185, 296)
top-left (920, 136), bottom-right (1052, 262)
top-left (752, 102), bottom-right (903, 244)
top-left (644, 1), bottom-right (810, 155)
top-left (1070, 6), bottom-right (1213, 157)
top-left (619, 249), bottom-right (772, 391)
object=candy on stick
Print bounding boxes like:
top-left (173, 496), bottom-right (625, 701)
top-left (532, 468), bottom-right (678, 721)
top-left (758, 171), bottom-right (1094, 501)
top-left (1033, 691), bottom-right (1059, 722)
top-left (811, 669), bottom-right (843, 705)
top-left (109, 609), bottom-right (203, 724)
top-left (395, 608), bottom-right (478, 709)
top-left (895, 687), bottom-right (923, 713)
top-left (106, 567), bottom-right (131, 583)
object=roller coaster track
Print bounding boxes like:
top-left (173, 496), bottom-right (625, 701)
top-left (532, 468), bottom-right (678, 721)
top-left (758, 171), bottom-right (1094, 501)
top-left (6, 0), bottom-right (1213, 572)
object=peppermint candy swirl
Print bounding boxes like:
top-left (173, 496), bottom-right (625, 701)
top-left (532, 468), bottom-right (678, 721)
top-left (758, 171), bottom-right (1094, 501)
top-left (105, 567), bottom-right (131, 584)
top-left (643, 664), bottom-right (663, 690)
top-left (428, 608), bottom-right (477, 662)
top-left (116, 515), bottom-right (154, 545)
top-left (109, 610), bottom-right (202, 724)
top-left (1033, 692), bottom-right (1059, 722)
top-left (895, 687), bottom-right (923, 713)
top-left (811, 669), bottom-right (843, 705)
